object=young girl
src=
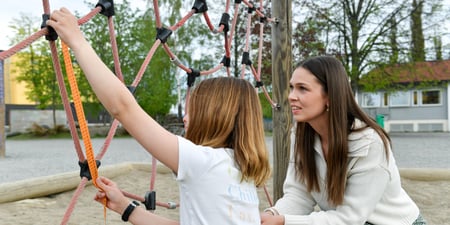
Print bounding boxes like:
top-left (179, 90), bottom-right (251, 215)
top-left (47, 8), bottom-right (271, 225)
top-left (261, 56), bottom-right (425, 225)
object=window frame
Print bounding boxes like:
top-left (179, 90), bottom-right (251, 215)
top-left (420, 89), bottom-right (442, 106)
top-left (389, 91), bottom-right (410, 107)
top-left (361, 92), bottom-right (381, 108)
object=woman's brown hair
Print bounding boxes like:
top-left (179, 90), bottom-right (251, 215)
top-left (185, 77), bottom-right (271, 186)
top-left (294, 56), bottom-right (390, 205)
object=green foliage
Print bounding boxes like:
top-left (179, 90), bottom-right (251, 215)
top-left (410, 0), bottom-right (425, 62)
top-left (9, 14), bottom-right (75, 127)
top-left (258, 91), bottom-right (273, 119)
top-left (296, 0), bottom-right (435, 93)
top-left (359, 61), bottom-right (446, 92)
top-left (26, 123), bottom-right (69, 137)
top-left (292, 18), bottom-right (327, 63)
top-left (79, 0), bottom-right (179, 118)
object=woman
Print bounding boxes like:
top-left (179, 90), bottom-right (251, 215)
top-left (47, 8), bottom-right (271, 225)
top-left (261, 56), bottom-right (425, 225)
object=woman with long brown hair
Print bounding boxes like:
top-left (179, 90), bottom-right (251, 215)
top-left (261, 56), bottom-right (425, 225)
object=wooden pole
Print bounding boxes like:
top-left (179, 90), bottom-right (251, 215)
top-left (0, 50), bottom-right (5, 158)
top-left (271, 1), bottom-right (292, 201)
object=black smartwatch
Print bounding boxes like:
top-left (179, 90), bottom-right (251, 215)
top-left (121, 201), bottom-right (139, 222)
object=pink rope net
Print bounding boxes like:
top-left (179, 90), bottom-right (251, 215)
top-left (0, 0), bottom-right (276, 223)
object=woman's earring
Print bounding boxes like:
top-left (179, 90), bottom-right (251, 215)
top-left (326, 105), bottom-right (329, 112)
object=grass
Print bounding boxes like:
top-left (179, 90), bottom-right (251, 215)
top-left (7, 131), bottom-right (73, 140)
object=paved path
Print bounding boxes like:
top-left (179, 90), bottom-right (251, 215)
top-left (1, 133), bottom-right (449, 183)
top-left (389, 132), bottom-right (450, 168)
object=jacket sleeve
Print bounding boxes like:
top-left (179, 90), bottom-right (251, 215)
top-left (273, 155), bottom-right (316, 215)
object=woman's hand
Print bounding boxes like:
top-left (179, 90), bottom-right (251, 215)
top-left (261, 212), bottom-right (285, 225)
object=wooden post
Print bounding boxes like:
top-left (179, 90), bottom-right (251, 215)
top-left (271, 1), bottom-right (292, 201)
top-left (0, 50), bottom-right (5, 158)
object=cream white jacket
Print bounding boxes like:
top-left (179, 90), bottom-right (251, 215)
top-left (273, 120), bottom-right (420, 225)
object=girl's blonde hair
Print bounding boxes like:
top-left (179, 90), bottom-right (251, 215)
top-left (185, 77), bottom-right (271, 186)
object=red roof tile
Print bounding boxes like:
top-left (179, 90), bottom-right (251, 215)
top-left (383, 60), bottom-right (450, 83)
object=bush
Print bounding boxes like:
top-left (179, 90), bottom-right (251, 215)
top-left (26, 123), bottom-right (69, 137)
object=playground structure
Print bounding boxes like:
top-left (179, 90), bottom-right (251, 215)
top-left (1, 1), bottom-right (449, 224)
top-left (0, 0), bottom-right (293, 224)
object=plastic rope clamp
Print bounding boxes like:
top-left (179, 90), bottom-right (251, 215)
top-left (187, 68), bottom-right (200, 87)
top-left (260, 16), bottom-right (267, 23)
top-left (41, 14), bottom-right (58, 41)
top-left (241, 52), bottom-right (252, 66)
top-left (78, 160), bottom-right (101, 180)
top-left (127, 85), bottom-right (136, 94)
top-left (247, 4), bottom-right (256, 14)
top-left (255, 81), bottom-right (263, 88)
top-left (96, 0), bottom-right (115, 17)
top-left (221, 55), bottom-right (231, 67)
top-left (156, 27), bottom-right (173, 43)
top-left (192, 0), bottom-right (208, 13)
top-left (219, 13), bottom-right (230, 32)
top-left (144, 191), bottom-right (156, 210)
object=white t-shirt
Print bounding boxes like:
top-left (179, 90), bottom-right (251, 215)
top-left (176, 136), bottom-right (261, 225)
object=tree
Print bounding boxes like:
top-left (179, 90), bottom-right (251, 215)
top-left (297, 0), bottom-right (422, 93)
top-left (416, 0), bottom-right (449, 60)
top-left (292, 17), bottom-right (327, 62)
top-left (10, 13), bottom-right (80, 127)
top-left (410, 0), bottom-right (425, 62)
top-left (357, 0), bottom-right (449, 91)
top-left (79, 0), bottom-right (182, 121)
top-left (388, 16), bottom-right (399, 64)
top-left (433, 36), bottom-right (442, 60)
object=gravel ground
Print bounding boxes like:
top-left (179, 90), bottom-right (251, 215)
top-left (1, 132), bottom-right (449, 183)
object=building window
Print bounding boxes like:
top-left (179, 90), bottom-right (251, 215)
top-left (382, 92), bottom-right (389, 107)
top-left (389, 91), bottom-right (410, 106)
top-left (421, 89), bottom-right (441, 105)
top-left (413, 91), bottom-right (418, 106)
top-left (361, 93), bottom-right (381, 107)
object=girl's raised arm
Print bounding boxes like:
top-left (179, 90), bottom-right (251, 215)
top-left (47, 8), bottom-right (179, 172)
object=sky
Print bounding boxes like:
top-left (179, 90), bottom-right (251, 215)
top-left (0, 0), bottom-right (148, 51)
top-left (1, 1), bottom-right (449, 55)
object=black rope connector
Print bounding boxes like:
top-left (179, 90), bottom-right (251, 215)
top-left (96, 0), bottom-right (115, 17)
top-left (255, 81), bottom-right (263, 88)
top-left (241, 52), bottom-right (252, 66)
top-left (219, 13), bottom-right (230, 32)
top-left (221, 55), bottom-right (231, 67)
top-left (192, 0), bottom-right (208, 13)
top-left (127, 85), bottom-right (136, 94)
top-left (247, 4), bottom-right (256, 14)
top-left (143, 191), bottom-right (156, 210)
top-left (78, 160), bottom-right (101, 181)
top-left (234, 0), bottom-right (242, 3)
top-left (187, 68), bottom-right (200, 87)
top-left (41, 14), bottom-right (58, 41)
top-left (156, 27), bottom-right (173, 44)
top-left (260, 16), bottom-right (267, 23)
